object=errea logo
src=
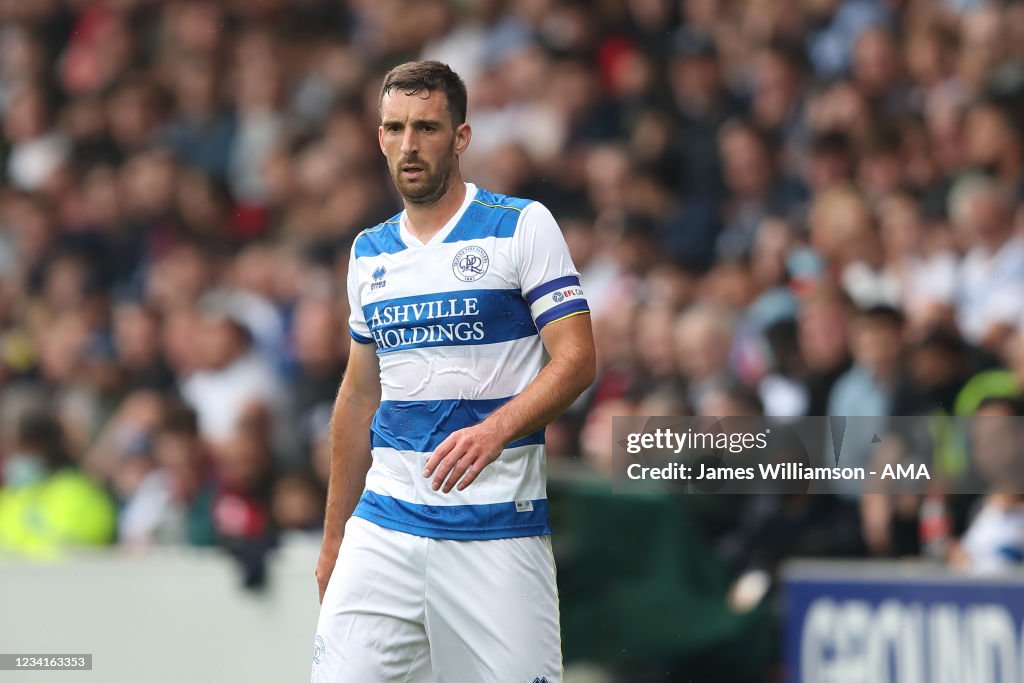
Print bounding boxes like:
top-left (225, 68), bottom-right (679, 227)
top-left (371, 266), bottom-right (387, 290)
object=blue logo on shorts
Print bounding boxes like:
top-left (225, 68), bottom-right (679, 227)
top-left (313, 635), bottom-right (325, 665)
top-left (532, 678), bottom-right (549, 683)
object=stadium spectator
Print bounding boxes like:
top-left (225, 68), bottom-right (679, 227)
top-left (797, 285), bottom-right (852, 415)
top-left (946, 175), bottom-right (1024, 352)
top-left (178, 300), bottom-right (287, 453)
top-left (950, 397), bottom-right (1024, 573)
top-left (674, 303), bottom-right (738, 412)
top-left (0, 409), bottom-right (115, 557)
top-left (289, 294), bottom-right (348, 453)
top-left (828, 305), bottom-right (905, 419)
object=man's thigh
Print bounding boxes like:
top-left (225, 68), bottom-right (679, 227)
top-left (312, 517), bottom-right (432, 683)
top-left (425, 534), bottom-right (562, 683)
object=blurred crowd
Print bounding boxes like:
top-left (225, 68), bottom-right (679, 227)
top-left (2, 0), bottom-right (1024, 580)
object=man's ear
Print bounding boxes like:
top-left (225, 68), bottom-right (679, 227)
top-left (454, 123), bottom-right (472, 157)
top-left (378, 126), bottom-right (386, 155)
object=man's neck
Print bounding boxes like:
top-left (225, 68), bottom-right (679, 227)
top-left (403, 178), bottom-right (468, 243)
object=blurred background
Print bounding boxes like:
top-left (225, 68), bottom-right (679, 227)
top-left (3, 0), bottom-right (1024, 681)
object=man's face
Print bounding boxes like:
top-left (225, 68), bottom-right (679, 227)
top-left (799, 300), bottom-right (848, 370)
top-left (850, 318), bottom-right (902, 378)
top-left (971, 403), bottom-right (1020, 486)
top-left (378, 89), bottom-right (470, 205)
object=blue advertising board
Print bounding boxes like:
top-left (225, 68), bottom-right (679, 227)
top-left (783, 561), bottom-right (1024, 683)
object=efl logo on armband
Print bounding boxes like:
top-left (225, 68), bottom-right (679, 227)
top-left (551, 287), bottom-right (584, 304)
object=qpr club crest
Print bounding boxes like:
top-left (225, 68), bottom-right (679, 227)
top-left (453, 246), bottom-right (489, 282)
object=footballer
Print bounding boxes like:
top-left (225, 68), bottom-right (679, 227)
top-left (311, 60), bottom-right (596, 683)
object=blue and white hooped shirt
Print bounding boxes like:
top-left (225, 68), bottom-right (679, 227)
top-left (347, 183), bottom-right (589, 540)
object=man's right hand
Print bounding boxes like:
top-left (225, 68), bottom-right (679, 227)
top-left (315, 545), bottom-right (339, 604)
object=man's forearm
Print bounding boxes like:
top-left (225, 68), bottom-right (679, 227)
top-left (485, 338), bottom-right (595, 445)
top-left (321, 390), bottom-right (375, 552)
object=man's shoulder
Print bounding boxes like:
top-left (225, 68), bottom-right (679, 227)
top-left (470, 186), bottom-right (535, 214)
top-left (353, 212), bottom-right (404, 259)
top-left (444, 186), bottom-right (538, 243)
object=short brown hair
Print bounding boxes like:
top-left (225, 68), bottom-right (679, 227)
top-left (379, 60), bottom-right (467, 127)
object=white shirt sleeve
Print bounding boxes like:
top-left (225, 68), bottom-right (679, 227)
top-left (513, 201), bottom-right (590, 330)
top-left (347, 241), bottom-right (373, 344)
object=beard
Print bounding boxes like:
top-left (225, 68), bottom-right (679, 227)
top-left (391, 142), bottom-right (456, 206)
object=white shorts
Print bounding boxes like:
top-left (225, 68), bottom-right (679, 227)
top-left (311, 515), bottom-right (562, 683)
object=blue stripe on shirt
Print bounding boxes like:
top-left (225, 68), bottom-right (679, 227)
top-left (362, 288), bottom-right (537, 353)
top-left (442, 194), bottom-right (531, 243)
top-left (353, 491), bottom-right (551, 540)
top-left (371, 397), bottom-right (545, 453)
top-left (354, 219), bottom-right (406, 258)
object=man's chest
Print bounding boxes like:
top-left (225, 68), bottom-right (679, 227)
top-left (358, 239), bottom-right (518, 302)
top-left (356, 242), bottom-right (532, 352)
